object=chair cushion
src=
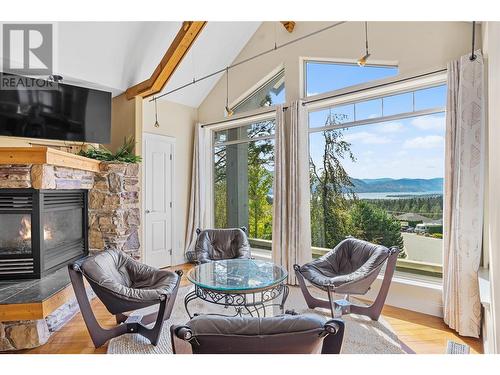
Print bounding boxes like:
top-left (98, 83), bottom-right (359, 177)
top-left (186, 313), bottom-right (326, 336)
top-left (194, 228), bottom-right (251, 263)
top-left (80, 249), bottom-right (179, 303)
top-left (299, 238), bottom-right (390, 289)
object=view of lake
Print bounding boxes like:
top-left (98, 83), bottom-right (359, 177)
top-left (356, 191), bottom-right (444, 200)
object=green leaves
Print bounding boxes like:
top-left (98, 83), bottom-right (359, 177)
top-left (349, 201), bottom-right (405, 253)
top-left (78, 136), bottom-right (142, 163)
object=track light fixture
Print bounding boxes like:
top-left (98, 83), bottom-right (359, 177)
top-left (470, 21), bottom-right (477, 61)
top-left (153, 97), bottom-right (160, 128)
top-left (357, 22), bottom-right (371, 67)
top-left (225, 67), bottom-right (233, 117)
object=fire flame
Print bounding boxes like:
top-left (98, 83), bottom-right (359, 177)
top-left (18, 216), bottom-right (53, 241)
top-left (19, 216), bottom-right (31, 240)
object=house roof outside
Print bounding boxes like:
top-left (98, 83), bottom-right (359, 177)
top-left (395, 212), bottom-right (433, 223)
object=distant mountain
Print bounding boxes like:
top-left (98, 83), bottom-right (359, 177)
top-left (350, 178), bottom-right (444, 193)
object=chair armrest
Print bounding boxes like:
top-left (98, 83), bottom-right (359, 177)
top-left (321, 319), bottom-right (345, 354)
top-left (170, 325), bottom-right (193, 354)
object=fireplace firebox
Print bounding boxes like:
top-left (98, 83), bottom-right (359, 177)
top-left (0, 189), bottom-right (88, 279)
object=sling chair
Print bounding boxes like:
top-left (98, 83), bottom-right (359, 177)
top-left (68, 249), bottom-right (182, 348)
top-left (294, 237), bottom-right (400, 321)
top-left (170, 312), bottom-right (345, 354)
top-left (186, 227), bottom-right (251, 264)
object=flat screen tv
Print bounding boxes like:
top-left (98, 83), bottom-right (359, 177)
top-left (0, 73), bottom-right (111, 143)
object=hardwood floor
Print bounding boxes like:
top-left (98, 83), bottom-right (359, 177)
top-left (21, 263), bottom-right (482, 354)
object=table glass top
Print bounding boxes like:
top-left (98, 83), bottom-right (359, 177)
top-left (187, 259), bottom-right (288, 291)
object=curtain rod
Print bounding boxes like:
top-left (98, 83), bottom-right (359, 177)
top-left (150, 21), bottom-right (346, 102)
top-left (201, 106), bottom-right (288, 128)
top-left (302, 68), bottom-right (447, 106)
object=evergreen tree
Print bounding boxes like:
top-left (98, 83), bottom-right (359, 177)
top-left (349, 201), bottom-right (405, 251)
top-left (309, 113), bottom-right (356, 248)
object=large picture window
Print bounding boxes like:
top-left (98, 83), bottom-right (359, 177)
top-left (213, 118), bottom-right (275, 251)
top-left (308, 82), bottom-right (446, 277)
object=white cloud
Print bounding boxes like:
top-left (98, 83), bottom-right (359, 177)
top-left (377, 122), bottom-right (404, 133)
top-left (344, 131), bottom-right (391, 144)
top-left (410, 115), bottom-right (445, 132)
top-left (403, 135), bottom-right (444, 149)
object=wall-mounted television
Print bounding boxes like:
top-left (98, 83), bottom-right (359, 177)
top-left (0, 73), bottom-right (111, 143)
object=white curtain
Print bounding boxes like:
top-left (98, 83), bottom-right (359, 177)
top-left (443, 51), bottom-right (485, 338)
top-left (185, 124), bottom-right (211, 259)
top-left (272, 102), bottom-right (312, 285)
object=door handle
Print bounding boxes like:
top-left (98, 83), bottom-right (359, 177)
top-left (145, 209), bottom-right (154, 214)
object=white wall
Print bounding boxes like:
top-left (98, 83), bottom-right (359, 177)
top-left (141, 99), bottom-right (198, 266)
top-left (199, 21), bottom-right (479, 123)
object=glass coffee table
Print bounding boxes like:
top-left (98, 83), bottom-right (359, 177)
top-left (185, 259), bottom-right (289, 318)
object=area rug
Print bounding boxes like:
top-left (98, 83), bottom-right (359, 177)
top-left (107, 285), bottom-right (407, 354)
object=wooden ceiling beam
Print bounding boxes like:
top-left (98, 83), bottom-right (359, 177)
top-left (280, 21), bottom-right (296, 33)
top-left (126, 21), bottom-right (207, 100)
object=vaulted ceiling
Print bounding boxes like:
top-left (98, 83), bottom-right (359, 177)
top-left (0, 21), bottom-right (261, 107)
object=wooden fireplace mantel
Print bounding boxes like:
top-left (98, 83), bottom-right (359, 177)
top-left (0, 147), bottom-right (101, 172)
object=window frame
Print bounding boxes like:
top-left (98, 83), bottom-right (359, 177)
top-left (209, 111), bottom-right (277, 238)
top-left (304, 73), bottom-right (447, 278)
top-left (307, 86), bottom-right (446, 134)
top-left (302, 57), bottom-right (399, 99)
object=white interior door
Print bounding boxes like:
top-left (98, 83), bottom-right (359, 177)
top-left (143, 133), bottom-right (174, 268)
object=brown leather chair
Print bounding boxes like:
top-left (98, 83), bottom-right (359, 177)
top-left (186, 227), bottom-right (251, 264)
top-left (170, 313), bottom-right (345, 354)
top-left (68, 249), bottom-right (182, 347)
top-left (295, 237), bottom-right (400, 320)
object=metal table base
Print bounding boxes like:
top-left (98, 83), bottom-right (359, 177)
top-left (184, 283), bottom-right (289, 318)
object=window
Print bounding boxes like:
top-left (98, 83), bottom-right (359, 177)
top-left (213, 118), bottom-right (275, 251)
top-left (232, 69), bottom-right (285, 115)
top-left (308, 82), bottom-right (446, 277)
top-left (305, 61), bottom-right (398, 97)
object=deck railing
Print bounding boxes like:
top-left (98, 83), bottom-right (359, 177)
top-left (248, 237), bottom-right (442, 278)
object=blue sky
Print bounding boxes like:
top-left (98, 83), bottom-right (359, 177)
top-left (306, 62), bottom-right (398, 96)
top-left (307, 63), bottom-right (447, 180)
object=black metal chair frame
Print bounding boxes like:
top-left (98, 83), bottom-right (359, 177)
top-left (294, 247), bottom-right (399, 321)
top-left (68, 261), bottom-right (182, 348)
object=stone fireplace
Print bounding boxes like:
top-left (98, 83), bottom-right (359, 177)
top-left (0, 189), bottom-right (88, 279)
top-left (0, 147), bottom-right (141, 351)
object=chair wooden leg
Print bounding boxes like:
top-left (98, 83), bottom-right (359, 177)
top-left (115, 313), bottom-right (128, 324)
top-left (349, 250), bottom-right (399, 320)
top-left (136, 270), bottom-right (182, 345)
top-left (326, 287), bottom-right (336, 318)
top-left (68, 265), bottom-right (128, 348)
